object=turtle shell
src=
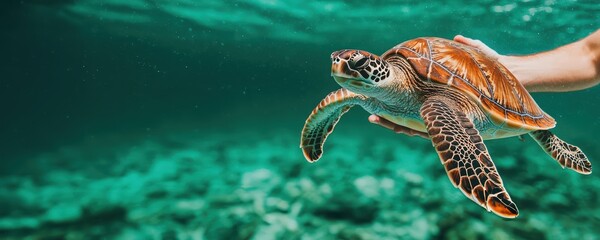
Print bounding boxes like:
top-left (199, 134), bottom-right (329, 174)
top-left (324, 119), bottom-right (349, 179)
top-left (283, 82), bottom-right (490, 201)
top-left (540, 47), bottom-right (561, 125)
top-left (382, 37), bottom-right (555, 130)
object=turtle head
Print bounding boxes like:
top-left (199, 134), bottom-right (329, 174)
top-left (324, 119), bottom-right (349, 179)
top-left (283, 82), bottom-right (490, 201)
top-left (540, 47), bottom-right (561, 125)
top-left (330, 50), bottom-right (394, 97)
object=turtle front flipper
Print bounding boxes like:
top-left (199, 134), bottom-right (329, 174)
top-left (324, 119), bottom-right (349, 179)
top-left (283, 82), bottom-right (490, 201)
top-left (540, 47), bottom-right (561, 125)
top-left (420, 96), bottom-right (519, 218)
top-left (300, 88), bottom-right (367, 162)
top-left (529, 130), bottom-right (592, 174)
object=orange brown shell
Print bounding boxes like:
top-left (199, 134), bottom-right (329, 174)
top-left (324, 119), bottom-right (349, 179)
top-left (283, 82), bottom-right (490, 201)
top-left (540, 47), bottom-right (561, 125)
top-left (383, 37), bottom-right (555, 130)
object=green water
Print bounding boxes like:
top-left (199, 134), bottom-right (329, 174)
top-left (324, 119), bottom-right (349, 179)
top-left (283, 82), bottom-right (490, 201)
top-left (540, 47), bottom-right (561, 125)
top-left (1, 1), bottom-right (599, 239)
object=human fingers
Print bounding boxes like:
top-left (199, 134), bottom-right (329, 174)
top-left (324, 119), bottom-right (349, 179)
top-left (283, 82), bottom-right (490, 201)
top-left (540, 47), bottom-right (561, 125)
top-left (368, 115), bottom-right (429, 138)
top-left (368, 114), bottom-right (396, 131)
top-left (454, 35), bottom-right (501, 60)
top-left (395, 125), bottom-right (429, 138)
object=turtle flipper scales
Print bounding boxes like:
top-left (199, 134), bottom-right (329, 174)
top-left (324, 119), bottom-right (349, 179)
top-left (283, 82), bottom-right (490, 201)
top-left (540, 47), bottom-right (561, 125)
top-left (420, 96), bottom-right (519, 218)
top-left (529, 130), bottom-right (592, 174)
top-left (300, 88), bottom-right (366, 162)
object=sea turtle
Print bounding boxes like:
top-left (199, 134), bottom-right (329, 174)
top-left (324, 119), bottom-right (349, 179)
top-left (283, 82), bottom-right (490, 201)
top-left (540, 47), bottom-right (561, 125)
top-left (300, 37), bottom-right (592, 218)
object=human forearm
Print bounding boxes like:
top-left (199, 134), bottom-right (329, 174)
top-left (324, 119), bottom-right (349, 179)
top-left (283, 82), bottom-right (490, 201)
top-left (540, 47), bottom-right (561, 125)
top-left (500, 30), bottom-right (600, 92)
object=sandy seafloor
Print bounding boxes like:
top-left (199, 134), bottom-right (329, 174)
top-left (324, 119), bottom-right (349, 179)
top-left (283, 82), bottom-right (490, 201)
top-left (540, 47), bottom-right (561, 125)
top-left (1, 122), bottom-right (600, 239)
top-left (2, 1), bottom-right (600, 239)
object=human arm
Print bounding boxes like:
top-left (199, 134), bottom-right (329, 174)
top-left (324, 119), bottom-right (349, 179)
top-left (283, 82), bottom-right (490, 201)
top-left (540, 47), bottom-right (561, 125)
top-left (455, 31), bottom-right (600, 92)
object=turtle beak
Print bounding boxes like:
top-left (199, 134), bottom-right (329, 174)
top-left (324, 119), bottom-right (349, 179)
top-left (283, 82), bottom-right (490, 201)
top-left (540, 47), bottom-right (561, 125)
top-left (331, 60), bottom-right (371, 85)
top-left (330, 50), bottom-right (376, 91)
top-left (331, 59), bottom-right (357, 78)
top-left (331, 51), bottom-right (361, 79)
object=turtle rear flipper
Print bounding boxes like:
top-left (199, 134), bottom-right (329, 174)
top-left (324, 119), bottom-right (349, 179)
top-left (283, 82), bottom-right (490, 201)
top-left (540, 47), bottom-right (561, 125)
top-left (529, 130), bottom-right (592, 174)
top-left (300, 88), bottom-right (366, 162)
top-left (421, 96), bottom-right (519, 218)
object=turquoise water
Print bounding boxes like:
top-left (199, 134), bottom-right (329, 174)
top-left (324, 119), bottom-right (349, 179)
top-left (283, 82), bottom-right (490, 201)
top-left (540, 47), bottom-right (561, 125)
top-left (1, 1), bottom-right (599, 239)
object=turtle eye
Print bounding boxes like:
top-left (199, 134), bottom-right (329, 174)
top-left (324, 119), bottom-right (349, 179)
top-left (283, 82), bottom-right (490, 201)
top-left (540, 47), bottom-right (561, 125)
top-left (354, 57), bottom-right (369, 69)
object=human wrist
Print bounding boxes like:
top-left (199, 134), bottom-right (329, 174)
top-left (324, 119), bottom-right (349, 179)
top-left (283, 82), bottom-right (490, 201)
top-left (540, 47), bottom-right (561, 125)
top-left (497, 55), bottom-right (520, 77)
top-left (497, 55), bottom-right (534, 89)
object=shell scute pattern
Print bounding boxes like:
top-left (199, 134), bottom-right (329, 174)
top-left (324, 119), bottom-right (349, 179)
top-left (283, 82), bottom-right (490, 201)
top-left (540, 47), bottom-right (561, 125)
top-left (383, 37), bottom-right (555, 130)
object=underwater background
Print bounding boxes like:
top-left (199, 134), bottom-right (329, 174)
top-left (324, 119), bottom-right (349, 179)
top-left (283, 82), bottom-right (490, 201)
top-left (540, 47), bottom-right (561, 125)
top-left (2, 0), bottom-right (600, 239)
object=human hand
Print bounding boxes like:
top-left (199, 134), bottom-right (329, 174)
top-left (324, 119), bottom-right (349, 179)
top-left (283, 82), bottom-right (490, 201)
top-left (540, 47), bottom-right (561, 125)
top-left (368, 115), bottom-right (429, 139)
top-left (453, 35), bottom-right (502, 60)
